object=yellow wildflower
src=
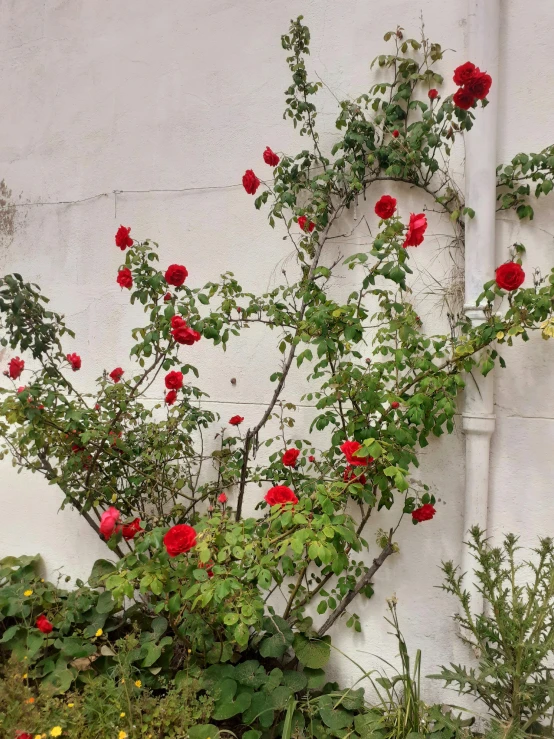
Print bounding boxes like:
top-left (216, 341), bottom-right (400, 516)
top-left (134, 679), bottom-right (142, 688)
top-left (120, 712), bottom-right (126, 717)
top-left (95, 628), bottom-right (103, 637)
top-left (22, 673), bottom-right (27, 679)
top-left (41, 578), bottom-right (45, 582)
top-left (118, 732), bottom-right (128, 739)
top-left (24, 589), bottom-right (33, 597)
top-left (67, 702), bottom-right (74, 708)
top-left (496, 331), bottom-right (504, 340)
top-left (35, 735), bottom-right (42, 739)
top-left (50, 728), bottom-right (63, 738)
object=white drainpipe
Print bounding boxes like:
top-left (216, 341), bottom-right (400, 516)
top-left (461, 0), bottom-right (500, 615)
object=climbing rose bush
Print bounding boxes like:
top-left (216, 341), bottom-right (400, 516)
top-left (0, 21), bottom-right (552, 724)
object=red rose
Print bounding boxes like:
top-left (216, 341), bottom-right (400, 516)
top-left (117, 268), bottom-right (133, 289)
top-left (218, 492), bottom-right (228, 504)
top-left (163, 524), bottom-right (197, 557)
top-left (173, 324), bottom-right (201, 345)
top-left (264, 485), bottom-right (298, 506)
top-left (229, 415), bottom-right (244, 426)
top-left (453, 88), bottom-right (475, 110)
top-left (99, 506), bottom-right (121, 539)
top-left (297, 216), bottom-right (315, 232)
top-left (16, 733), bottom-right (33, 739)
top-left (465, 71), bottom-right (492, 100)
top-left (36, 614), bottom-right (53, 634)
top-left (165, 370), bottom-right (184, 390)
top-left (110, 367), bottom-right (124, 383)
top-left (242, 169), bottom-right (260, 195)
top-left (165, 390), bottom-right (178, 405)
top-left (428, 88), bottom-right (439, 100)
top-left (392, 129), bottom-right (399, 138)
top-left (17, 386), bottom-right (26, 393)
top-left (375, 195), bottom-right (397, 219)
top-left (8, 357), bottom-right (24, 380)
top-left (122, 518), bottom-right (142, 540)
top-left (453, 61), bottom-right (476, 86)
top-left (282, 448), bottom-right (300, 467)
top-left (199, 560), bottom-right (214, 578)
top-left (263, 147), bottom-right (280, 166)
top-left (164, 292), bottom-right (172, 302)
top-left (403, 213), bottom-right (428, 248)
top-left (308, 455), bottom-right (315, 462)
top-left (340, 440), bottom-right (373, 466)
top-left (165, 264), bottom-right (188, 287)
top-left (495, 262), bottom-right (525, 291)
top-left (343, 465), bottom-right (367, 485)
top-left (170, 315), bottom-right (201, 345)
top-left (412, 503), bottom-right (436, 522)
top-left (391, 401), bottom-right (400, 409)
top-left (67, 353), bottom-right (81, 371)
top-left (115, 225), bottom-right (133, 250)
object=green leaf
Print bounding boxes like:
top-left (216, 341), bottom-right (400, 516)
top-left (96, 590), bottom-right (115, 614)
top-left (188, 725), bottom-right (219, 739)
top-left (88, 559), bottom-right (116, 587)
top-left (292, 633), bottom-right (331, 669)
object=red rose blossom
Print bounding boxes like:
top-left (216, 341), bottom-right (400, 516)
top-left (392, 129), bottom-right (399, 138)
top-left (298, 215), bottom-right (315, 232)
top-left (453, 61), bottom-right (476, 86)
top-left (263, 147), bottom-right (280, 167)
top-left (412, 503), bottom-right (436, 522)
top-left (264, 485), bottom-right (298, 506)
top-left (282, 448), bottom-right (300, 467)
top-left (465, 71), bottom-right (492, 100)
top-left (117, 267), bottom-right (133, 289)
top-left (453, 88), bottom-right (475, 110)
top-left (110, 367), bottom-right (124, 383)
top-left (375, 195), bottom-right (397, 219)
top-left (17, 386), bottom-right (26, 393)
top-left (99, 506), bottom-right (121, 539)
top-left (165, 264), bottom-right (188, 287)
top-left (403, 213), bottom-right (428, 248)
top-left (164, 292), bottom-right (172, 302)
top-left (163, 524), bottom-right (197, 557)
top-left (67, 353), bottom-right (81, 371)
top-left (308, 455), bottom-right (315, 462)
top-left (340, 440), bottom-right (373, 466)
top-left (115, 225), bottom-right (133, 250)
top-left (495, 262), bottom-right (525, 291)
top-left (165, 390), bottom-right (178, 405)
top-left (170, 315), bottom-right (201, 345)
top-left (428, 88), bottom-right (439, 100)
top-left (229, 415), bottom-right (244, 426)
top-left (16, 733), bottom-right (33, 739)
top-left (242, 169), bottom-right (260, 195)
top-left (199, 559), bottom-right (214, 578)
top-left (8, 357), bottom-right (24, 380)
top-left (165, 370), bottom-right (184, 390)
top-left (343, 465), bottom-right (367, 485)
top-left (36, 614), bottom-right (53, 634)
top-left (218, 492), bottom-right (228, 504)
top-left (391, 401), bottom-right (400, 409)
top-left (122, 518), bottom-right (142, 540)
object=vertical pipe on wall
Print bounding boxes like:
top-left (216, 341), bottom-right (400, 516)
top-left (461, 0), bottom-right (500, 615)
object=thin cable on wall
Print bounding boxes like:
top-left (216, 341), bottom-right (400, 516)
top-left (0, 182), bottom-right (247, 217)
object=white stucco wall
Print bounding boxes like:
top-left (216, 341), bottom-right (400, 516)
top-left (0, 0), bottom-right (552, 702)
